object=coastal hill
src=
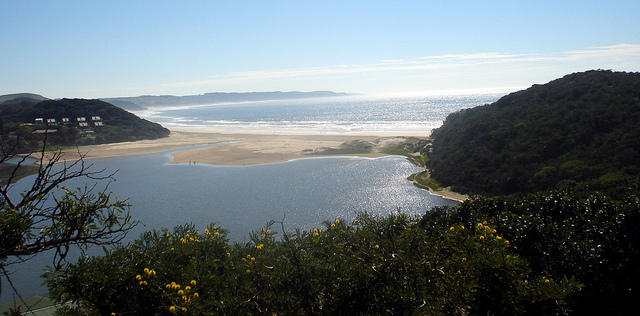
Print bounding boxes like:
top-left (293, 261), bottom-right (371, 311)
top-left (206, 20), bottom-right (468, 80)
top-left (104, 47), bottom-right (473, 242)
top-left (102, 90), bottom-right (350, 110)
top-left (0, 93), bottom-right (48, 105)
top-left (0, 98), bottom-right (169, 153)
top-left (425, 70), bottom-right (640, 196)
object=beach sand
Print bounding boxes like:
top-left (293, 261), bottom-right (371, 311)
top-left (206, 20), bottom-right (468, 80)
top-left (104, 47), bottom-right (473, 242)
top-left (56, 129), bottom-right (466, 201)
top-left (62, 129), bottom-right (429, 165)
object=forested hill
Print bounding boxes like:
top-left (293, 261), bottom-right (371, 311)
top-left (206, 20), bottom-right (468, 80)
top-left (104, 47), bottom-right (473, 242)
top-left (0, 98), bottom-right (170, 152)
top-left (426, 70), bottom-right (640, 196)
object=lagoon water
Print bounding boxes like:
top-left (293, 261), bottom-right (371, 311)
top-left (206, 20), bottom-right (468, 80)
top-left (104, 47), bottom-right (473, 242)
top-left (2, 92), bottom-right (506, 302)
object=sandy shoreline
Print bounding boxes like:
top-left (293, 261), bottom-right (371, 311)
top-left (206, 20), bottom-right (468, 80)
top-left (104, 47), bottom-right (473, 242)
top-left (62, 129), bottom-right (430, 165)
top-left (56, 129), bottom-right (466, 201)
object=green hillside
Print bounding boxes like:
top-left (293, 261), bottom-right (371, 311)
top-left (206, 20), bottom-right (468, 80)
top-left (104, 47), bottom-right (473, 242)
top-left (425, 70), bottom-right (640, 196)
top-left (0, 98), bottom-right (170, 153)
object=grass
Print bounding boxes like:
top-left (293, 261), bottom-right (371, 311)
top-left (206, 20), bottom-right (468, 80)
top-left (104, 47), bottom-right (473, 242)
top-left (0, 163), bottom-right (39, 186)
top-left (408, 170), bottom-right (442, 191)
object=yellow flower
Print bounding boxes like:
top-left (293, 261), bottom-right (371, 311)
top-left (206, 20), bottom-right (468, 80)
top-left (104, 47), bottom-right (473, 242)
top-left (374, 244), bottom-right (380, 249)
top-left (181, 307), bottom-right (187, 312)
top-left (246, 269), bottom-right (251, 273)
top-left (461, 257), bottom-right (467, 262)
top-left (314, 233), bottom-right (319, 237)
top-left (170, 247), bottom-right (175, 251)
top-left (544, 279), bottom-right (550, 284)
top-left (460, 225), bottom-right (465, 230)
top-left (169, 306), bottom-right (176, 313)
top-left (449, 226), bottom-right (455, 231)
top-left (178, 290), bottom-right (184, 295)
top-left (165, 233), bottom-right (170, 237)
top-left (335, 219), bottom-right (340, 224)
top-left (185, 286), bottom-right (191, 292)
top-left (505, 240), bottom-right (510, 245)
top-left (111, 313), bottom-right (116, 316)
top-left (479, 235), bottom-right (485, 240)
top-left (180, 238), bottom-right (186, 244)
top-left (135, 275), bottom-right (142, 280)
top-left (492, 229), bottom-right (497, 234)
top-left (226, 252), bottom-right (231, 256)
top-left (205, 229), bottom-right (210, 234)
top-left (266, 229), bottom-right (271, 234)
top-left (256, 243), bottom-right (264, 250)
top-left (166, 283), bottom-right (171, 289)
top-left (190, 280), bottom-right (197, 286)
top-left (331, 223), bottom-right (336, 228)
top-left (139, 281), bottom-right (147, 286)
top-left (149, 270), bottom-right (156, 277)
top-left (214, 232), bottom-right (220, 237)
top-left (250, 257), bottom-right (256, 262)
top-left (496, 236), bottom-right (503, 240)
top-left (193, 292), bottom-right (199, 298)
top-left (477, 223), bottom-right (483, 227)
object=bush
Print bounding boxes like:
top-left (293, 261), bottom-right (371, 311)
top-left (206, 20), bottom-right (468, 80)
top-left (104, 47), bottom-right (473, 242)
top-left (46, 213), bottom-right (580, 315)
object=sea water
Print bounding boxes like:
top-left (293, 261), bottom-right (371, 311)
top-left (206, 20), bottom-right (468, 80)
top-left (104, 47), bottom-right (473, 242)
top-left (1, 93), bottom-right (506, 302)
top-left (137, 93), bottom-right (503, 133)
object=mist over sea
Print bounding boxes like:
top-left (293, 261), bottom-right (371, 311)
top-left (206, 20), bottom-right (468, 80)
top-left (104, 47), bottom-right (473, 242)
top-left (137, 93), bottom-right (504, 133)
top-left (2, 92), bottom-right (506, 302)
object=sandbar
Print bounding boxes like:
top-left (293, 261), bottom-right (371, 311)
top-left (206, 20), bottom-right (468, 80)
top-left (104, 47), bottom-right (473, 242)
top-left (60, 129), bottom-right (429, 165)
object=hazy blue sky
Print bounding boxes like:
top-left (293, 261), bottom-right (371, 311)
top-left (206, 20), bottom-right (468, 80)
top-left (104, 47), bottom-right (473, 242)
top-left (2, 1), bottom-right (639, 98)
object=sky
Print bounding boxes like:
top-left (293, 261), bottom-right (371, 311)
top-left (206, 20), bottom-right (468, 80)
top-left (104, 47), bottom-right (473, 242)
top-left (1, 0), bottom-right (639, 99)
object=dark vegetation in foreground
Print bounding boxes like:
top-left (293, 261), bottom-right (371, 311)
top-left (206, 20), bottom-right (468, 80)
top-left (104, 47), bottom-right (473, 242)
top-left (46, 185), bottom-right (639, 315)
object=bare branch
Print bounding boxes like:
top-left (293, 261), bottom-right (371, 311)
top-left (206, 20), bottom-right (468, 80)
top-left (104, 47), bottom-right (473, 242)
top-left (1, 137), bottom-right (139, 300)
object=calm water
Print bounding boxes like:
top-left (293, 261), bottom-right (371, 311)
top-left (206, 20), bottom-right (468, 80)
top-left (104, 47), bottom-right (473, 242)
top-left (1, 93), bottom-right (505, 302)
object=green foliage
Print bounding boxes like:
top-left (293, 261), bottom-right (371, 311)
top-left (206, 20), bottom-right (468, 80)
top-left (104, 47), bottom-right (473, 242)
top-left (47, 213), bottom-right (580, 315)
top-left (420, 189), bottom-right (640, 315)
top-left (0, 99), bottom-right (169, 153)
top-left (408, 170), bottom-right (442, 191)
top-left (426, 70), bottom-right (640, 196)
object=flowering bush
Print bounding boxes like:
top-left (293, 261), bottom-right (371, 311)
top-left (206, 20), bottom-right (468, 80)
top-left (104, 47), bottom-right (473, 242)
top-left (46, 211), bottom-right (580, 315)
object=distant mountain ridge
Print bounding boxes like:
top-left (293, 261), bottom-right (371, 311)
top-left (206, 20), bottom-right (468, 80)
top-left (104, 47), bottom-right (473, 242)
top-left (101, 91), bottom-right (350, 110)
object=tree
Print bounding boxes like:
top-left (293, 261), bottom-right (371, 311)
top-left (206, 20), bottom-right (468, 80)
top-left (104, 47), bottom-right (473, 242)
top-left (0, 136), bottom-right (138, 307)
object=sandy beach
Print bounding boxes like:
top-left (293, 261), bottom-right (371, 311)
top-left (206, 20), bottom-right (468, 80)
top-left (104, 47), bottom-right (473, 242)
top-left (62, 129), bottom-right (429, 165)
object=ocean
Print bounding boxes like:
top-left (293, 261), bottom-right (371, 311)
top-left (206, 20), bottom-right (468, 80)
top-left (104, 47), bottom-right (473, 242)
top-left (2, 92), bottom-right (506, 302)
top-left (137, 93), bottom-right (503, 133)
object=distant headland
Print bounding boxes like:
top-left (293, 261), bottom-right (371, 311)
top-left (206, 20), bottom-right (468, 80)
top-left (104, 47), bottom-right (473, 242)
top-left (100, 91), bottom-right (352, 111)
